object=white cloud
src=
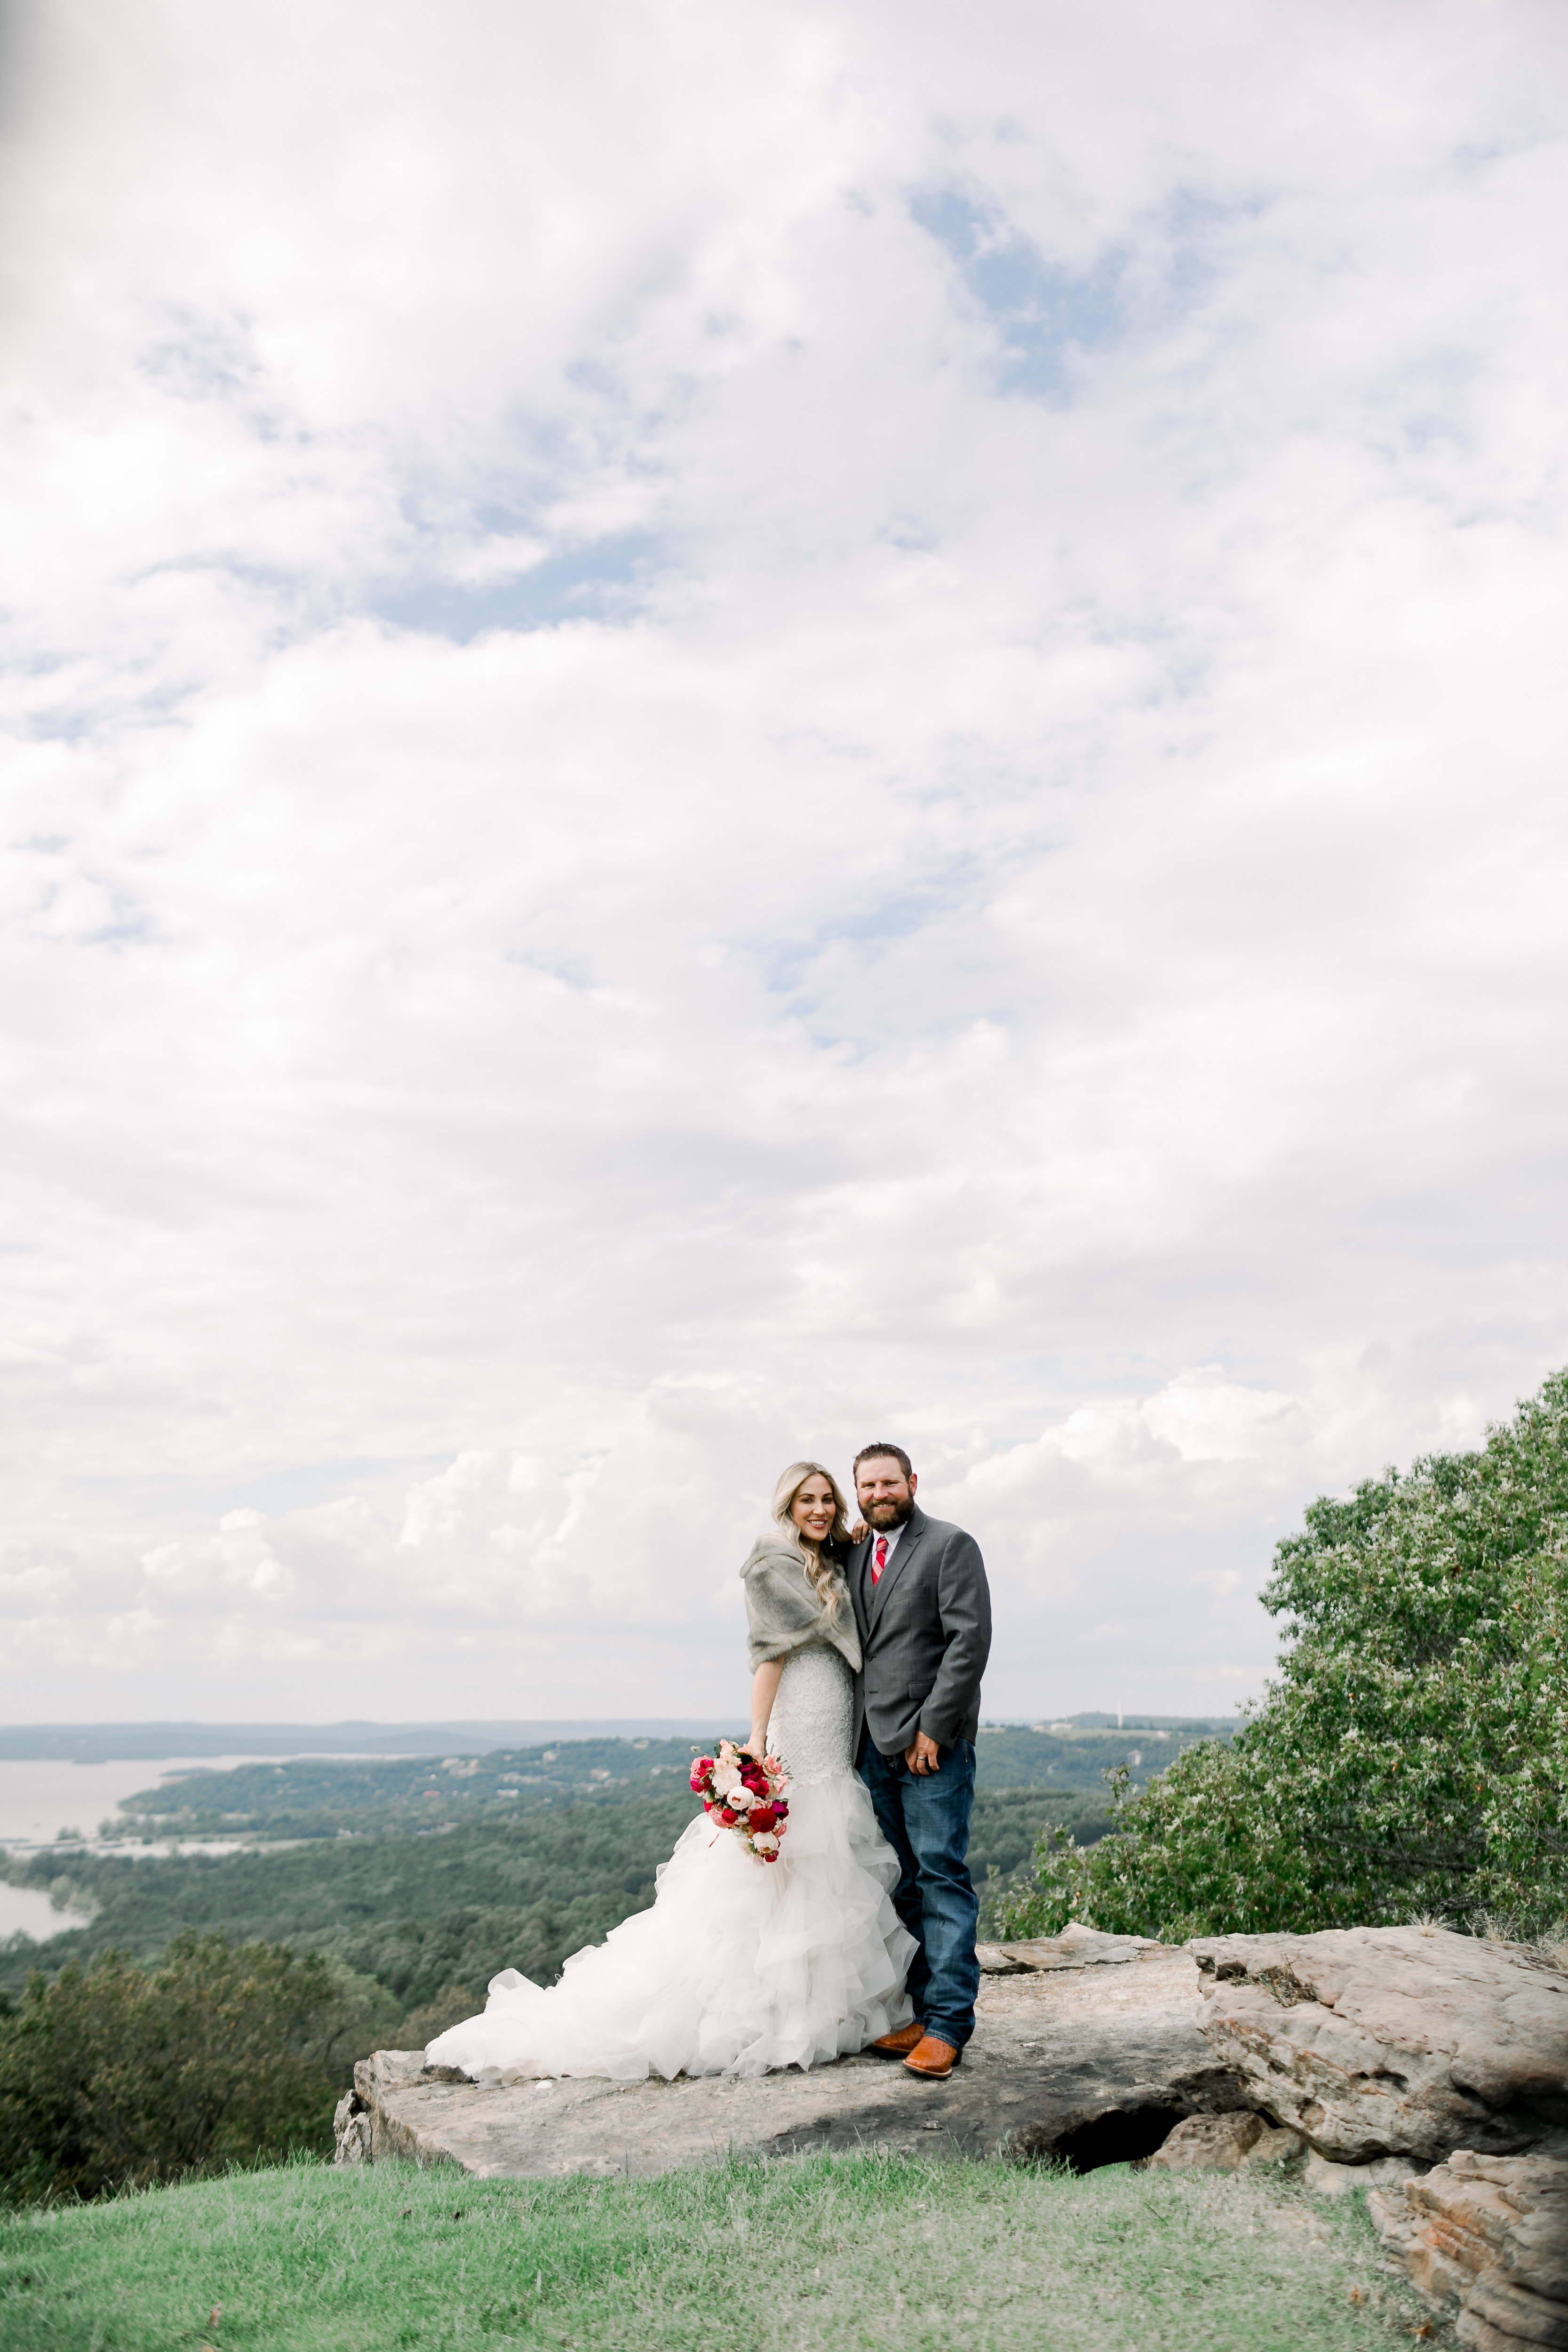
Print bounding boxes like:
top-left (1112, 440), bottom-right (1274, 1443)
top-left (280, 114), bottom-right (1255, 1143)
top-left (2, 0), bottom-right (1567, 1722)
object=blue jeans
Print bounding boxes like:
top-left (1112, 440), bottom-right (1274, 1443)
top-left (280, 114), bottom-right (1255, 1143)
top-left (859, 1737), bottom-right (979, 2051)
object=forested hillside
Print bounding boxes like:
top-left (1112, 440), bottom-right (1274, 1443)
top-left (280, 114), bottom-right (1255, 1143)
top-left (0, 1787), bottom-right (1106, 2015)
top-left (88, 1723), bottom-right (1217, 1843)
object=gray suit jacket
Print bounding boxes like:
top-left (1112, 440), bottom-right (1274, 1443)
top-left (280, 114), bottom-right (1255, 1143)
top-left (848, 1504), bottom-right (992, 1760)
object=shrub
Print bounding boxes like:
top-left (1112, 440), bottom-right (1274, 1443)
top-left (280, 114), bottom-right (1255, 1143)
top-left (997, 1367), bottom-right (1568, 1944)
top-left (399, 1979), bottom-right (483, 2045)
top-left (0, 1929), bottom-right (344, 2201)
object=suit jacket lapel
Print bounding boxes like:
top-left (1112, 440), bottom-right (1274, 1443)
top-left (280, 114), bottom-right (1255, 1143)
top-left (849, 1537), bottom-right (874, 1644)
top-left (868, 1507), bottom-right (926, 1631)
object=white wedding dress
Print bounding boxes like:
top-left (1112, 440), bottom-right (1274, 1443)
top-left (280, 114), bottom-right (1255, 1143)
top-left (424, 1645), bottom-right (916, 2082)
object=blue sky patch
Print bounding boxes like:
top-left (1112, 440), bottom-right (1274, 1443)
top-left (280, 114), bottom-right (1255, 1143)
top-left (912, 187), bottom-right (1126, 399)
top-left (377, 531), bottom-right (665, 642)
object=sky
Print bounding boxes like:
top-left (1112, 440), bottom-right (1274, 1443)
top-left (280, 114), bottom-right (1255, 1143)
top-left (3, 0), bottom-right (1567, 1729)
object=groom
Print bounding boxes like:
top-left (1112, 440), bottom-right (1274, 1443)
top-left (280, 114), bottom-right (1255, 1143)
top-left (848, 1443), bottom-right (992, 2080)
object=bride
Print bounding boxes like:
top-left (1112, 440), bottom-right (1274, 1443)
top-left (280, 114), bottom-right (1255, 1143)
top-left (423, 1462), bottom-right (916, 2082)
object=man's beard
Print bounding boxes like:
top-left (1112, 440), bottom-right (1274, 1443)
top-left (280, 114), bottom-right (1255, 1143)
top-left (864, 1494), bottom-right (914, 1530)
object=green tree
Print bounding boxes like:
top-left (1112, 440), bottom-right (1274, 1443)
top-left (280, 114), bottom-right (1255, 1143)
top-left (997, 1368), bottom-right (1568, 1943)
top-left (0, 1929), bottom-right (344, 2201)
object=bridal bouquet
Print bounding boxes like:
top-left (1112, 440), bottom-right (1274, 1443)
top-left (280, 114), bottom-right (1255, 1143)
top-left (690, 1740), bottom-right (791, 1863)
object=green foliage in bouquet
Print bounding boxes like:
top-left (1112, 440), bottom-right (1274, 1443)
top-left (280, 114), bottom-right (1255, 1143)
top-left (0, 1930), bottom-right (348, 2202)
top-left (996, 1367), bottom-right (1568, 1944)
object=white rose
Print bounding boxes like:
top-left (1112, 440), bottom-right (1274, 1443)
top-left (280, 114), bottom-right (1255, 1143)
top-left (751, 1832), bottom-right (779, 1852)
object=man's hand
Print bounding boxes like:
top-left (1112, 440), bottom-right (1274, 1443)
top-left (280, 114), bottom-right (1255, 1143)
top-left (904, 1732), bottom-right (941, 1776)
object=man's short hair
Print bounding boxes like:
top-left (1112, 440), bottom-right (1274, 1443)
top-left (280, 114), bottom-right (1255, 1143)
top-left (853, 1442), bottom-right (913, 1481)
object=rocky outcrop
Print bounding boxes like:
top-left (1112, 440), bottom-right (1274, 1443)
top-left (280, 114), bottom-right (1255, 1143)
top-left (977, 1923), bottom-right (1162, 1974)
top-left (334, 1940), bottom-right (1243, 2178)
top-left (332, 1914), bottom-right (1568, 2242)
top-left (1143, 2109), bottom-right (1433, 2194)
top-left (1147, 2111), bottom-right (1305, 2172)
top-left (1151, 1928), bottom-right (1568, 2343)
top-left (1303, 2146), bottom-right (1432, 2194)
top-left (1191, 1927), bottom-right (1568, 2162)
top-left (1370, 2139), bottom-right (1568, 2350)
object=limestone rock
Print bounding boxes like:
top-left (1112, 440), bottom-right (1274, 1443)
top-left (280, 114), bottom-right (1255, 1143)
top-left (1243, 2124), bottom-right (1308, 2169)
top-left (1304, 2147), bottom-right (1427, 2196)
top-left (333, 2087), bottom-right (371, 2165)
top-left (978, 1923), bottom-right (1162, 1974)
top-left (332, 1946), bottom-right (1245, 2180)
top-left (1147, 2111), bottom-right (1267, 2170)
top-left (1370, 2137), bottom-right (1568, 2350)
top-left (1192, 1927), bottom-right (1568, 2161)
top-left (1147, 2113), bottom-right (1308, 2173)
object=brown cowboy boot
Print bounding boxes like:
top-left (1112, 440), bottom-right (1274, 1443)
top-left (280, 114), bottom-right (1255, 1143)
top-left (903, 2034), bottom-right (959, 2079)
top-left (866, 2020), bottom-right (926, 2058)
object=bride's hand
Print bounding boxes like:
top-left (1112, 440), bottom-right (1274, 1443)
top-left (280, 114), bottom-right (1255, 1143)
top-left (849, 1519), bottom-right (868, 1544)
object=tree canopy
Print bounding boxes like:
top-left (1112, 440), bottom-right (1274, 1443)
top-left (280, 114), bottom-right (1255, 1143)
top-left (0, 1931), bottom-right (345, 2201)
top-left (997, 1368), bottom-right (1568, 1944)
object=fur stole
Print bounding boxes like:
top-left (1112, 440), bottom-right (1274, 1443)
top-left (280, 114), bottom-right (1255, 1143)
top-left (740, 1533), bottom-right (862, 1674)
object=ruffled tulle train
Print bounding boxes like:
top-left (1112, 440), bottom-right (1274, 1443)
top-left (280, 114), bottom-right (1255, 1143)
top-left (424, 1764), bottom-right (916, 2083)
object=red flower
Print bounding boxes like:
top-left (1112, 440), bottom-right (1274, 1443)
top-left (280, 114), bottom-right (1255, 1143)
top-left (718, 1806), bottom-right (738, 1825)
top-left (749, 1808), bottom-right (776, 1833)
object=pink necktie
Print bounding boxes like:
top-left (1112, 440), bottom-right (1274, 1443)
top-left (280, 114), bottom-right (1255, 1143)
top-left (873, 1536), bottom-right (888, 1584)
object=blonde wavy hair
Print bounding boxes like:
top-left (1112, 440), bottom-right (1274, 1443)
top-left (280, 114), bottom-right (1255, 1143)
top-left (771, 1460), bottom-right (853, 1621)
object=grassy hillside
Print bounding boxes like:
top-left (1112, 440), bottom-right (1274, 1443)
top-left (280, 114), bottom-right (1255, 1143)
top-left (0, 2148), bottom-right (1432, 2352)
top-left (0, 1788), bottom-right (1108, 2008)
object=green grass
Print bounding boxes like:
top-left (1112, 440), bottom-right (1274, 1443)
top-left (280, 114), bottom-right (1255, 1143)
top-left (0, 2150), bottom-right (1441, 2352)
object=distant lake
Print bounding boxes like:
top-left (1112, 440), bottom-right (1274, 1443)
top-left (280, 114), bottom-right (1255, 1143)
top-left (0, 1881), bottom-right (94, 1940)
top-left (0, 1756), bottom-right (286, 1851)
top-left (0, 1753), bottom-right (327, 1949)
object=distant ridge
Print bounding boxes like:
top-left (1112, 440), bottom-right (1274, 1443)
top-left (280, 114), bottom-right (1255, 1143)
top-left (0, 1714), bottom-right (1232, 1763)
top-left (0, 1721), bottom-right (749, 1763)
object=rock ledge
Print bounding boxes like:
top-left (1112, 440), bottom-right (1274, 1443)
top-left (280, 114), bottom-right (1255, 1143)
top-left (1192, 1926), bottom-right (1568, 2161)
top-left (335, 1939), bottom-right (1238, 2178)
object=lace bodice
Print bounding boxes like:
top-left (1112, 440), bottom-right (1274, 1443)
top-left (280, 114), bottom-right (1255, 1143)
top-left (768, 1643), bottom-right (854, 1786)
